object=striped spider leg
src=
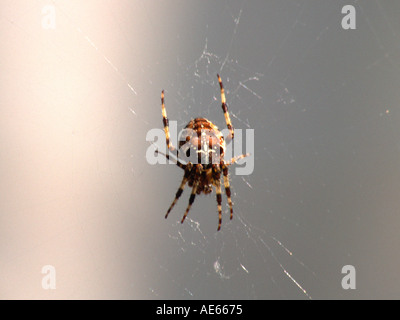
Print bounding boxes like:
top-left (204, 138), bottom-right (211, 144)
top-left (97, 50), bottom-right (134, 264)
top-left (159, 75), bottom-right (249, 230)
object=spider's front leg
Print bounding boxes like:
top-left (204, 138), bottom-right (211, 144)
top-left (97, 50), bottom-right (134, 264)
top-left (161, 90), bottom-right (176, 153)
top-left (217, 74), bottom-right (234, 143)
top-left (227, 153), bottom-right (250, 166)
top-left (155, 149), bottom-right (186, 170)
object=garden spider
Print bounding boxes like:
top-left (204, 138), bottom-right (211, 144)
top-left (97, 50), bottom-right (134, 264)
top-left (159, 74), bottom-right (248, 231)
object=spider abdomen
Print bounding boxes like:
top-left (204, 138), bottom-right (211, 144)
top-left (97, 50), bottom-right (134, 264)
top-left (179, 118), bottom-right (225, 165)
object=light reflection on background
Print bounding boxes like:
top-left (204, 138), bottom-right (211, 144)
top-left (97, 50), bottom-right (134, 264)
top-left (1, 1), bottom-right (400, 299)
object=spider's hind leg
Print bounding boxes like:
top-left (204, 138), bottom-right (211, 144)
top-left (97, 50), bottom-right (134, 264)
top-left (215, 181), bottom-right (223, 231)
top-left (165, 169), bottom-right (190, 219)
top-left (222, 165), bottom-right (233, 220)
top-left (181, 182), bottom-right (198, 224)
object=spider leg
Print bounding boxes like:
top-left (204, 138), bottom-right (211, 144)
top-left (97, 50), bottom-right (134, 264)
top-left (161, 90), bottom-right (176, 152)
top-left (227, 153), bottom-right (250, 166)
top-left (217, 74), bottom-right (234, 143)
top-left (181, 182), bottom-right (198, 224)
top-left (165, 169), bottom-right (190, 219)
top-left (155, 150), bottom-right (186, 170)
top-left (215, 181), bottom-right (222, 231)
top-left (222, 165), bottom-right (233, 220)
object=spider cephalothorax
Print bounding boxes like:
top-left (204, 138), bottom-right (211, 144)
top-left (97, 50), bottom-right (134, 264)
top-left (159, 74), bottom-right (247, 231)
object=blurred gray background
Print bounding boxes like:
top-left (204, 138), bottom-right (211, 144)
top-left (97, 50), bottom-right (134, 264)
top-left (1, 0), bottom-right (400, 299)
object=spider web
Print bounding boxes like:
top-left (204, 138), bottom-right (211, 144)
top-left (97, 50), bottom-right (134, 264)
top-left (2, 0), bottom-right (400, 299)
top-left (148, 3), bottom-right (315, 299)
top-left (153, 0), bottom-right (400, 299)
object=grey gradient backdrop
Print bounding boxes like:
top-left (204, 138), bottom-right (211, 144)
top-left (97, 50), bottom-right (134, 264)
top-left (1, 0), bottom-right (400, 299)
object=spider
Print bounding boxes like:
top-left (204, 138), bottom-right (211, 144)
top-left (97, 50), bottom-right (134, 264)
top-left (158, 74), bottom-right (248, 231)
